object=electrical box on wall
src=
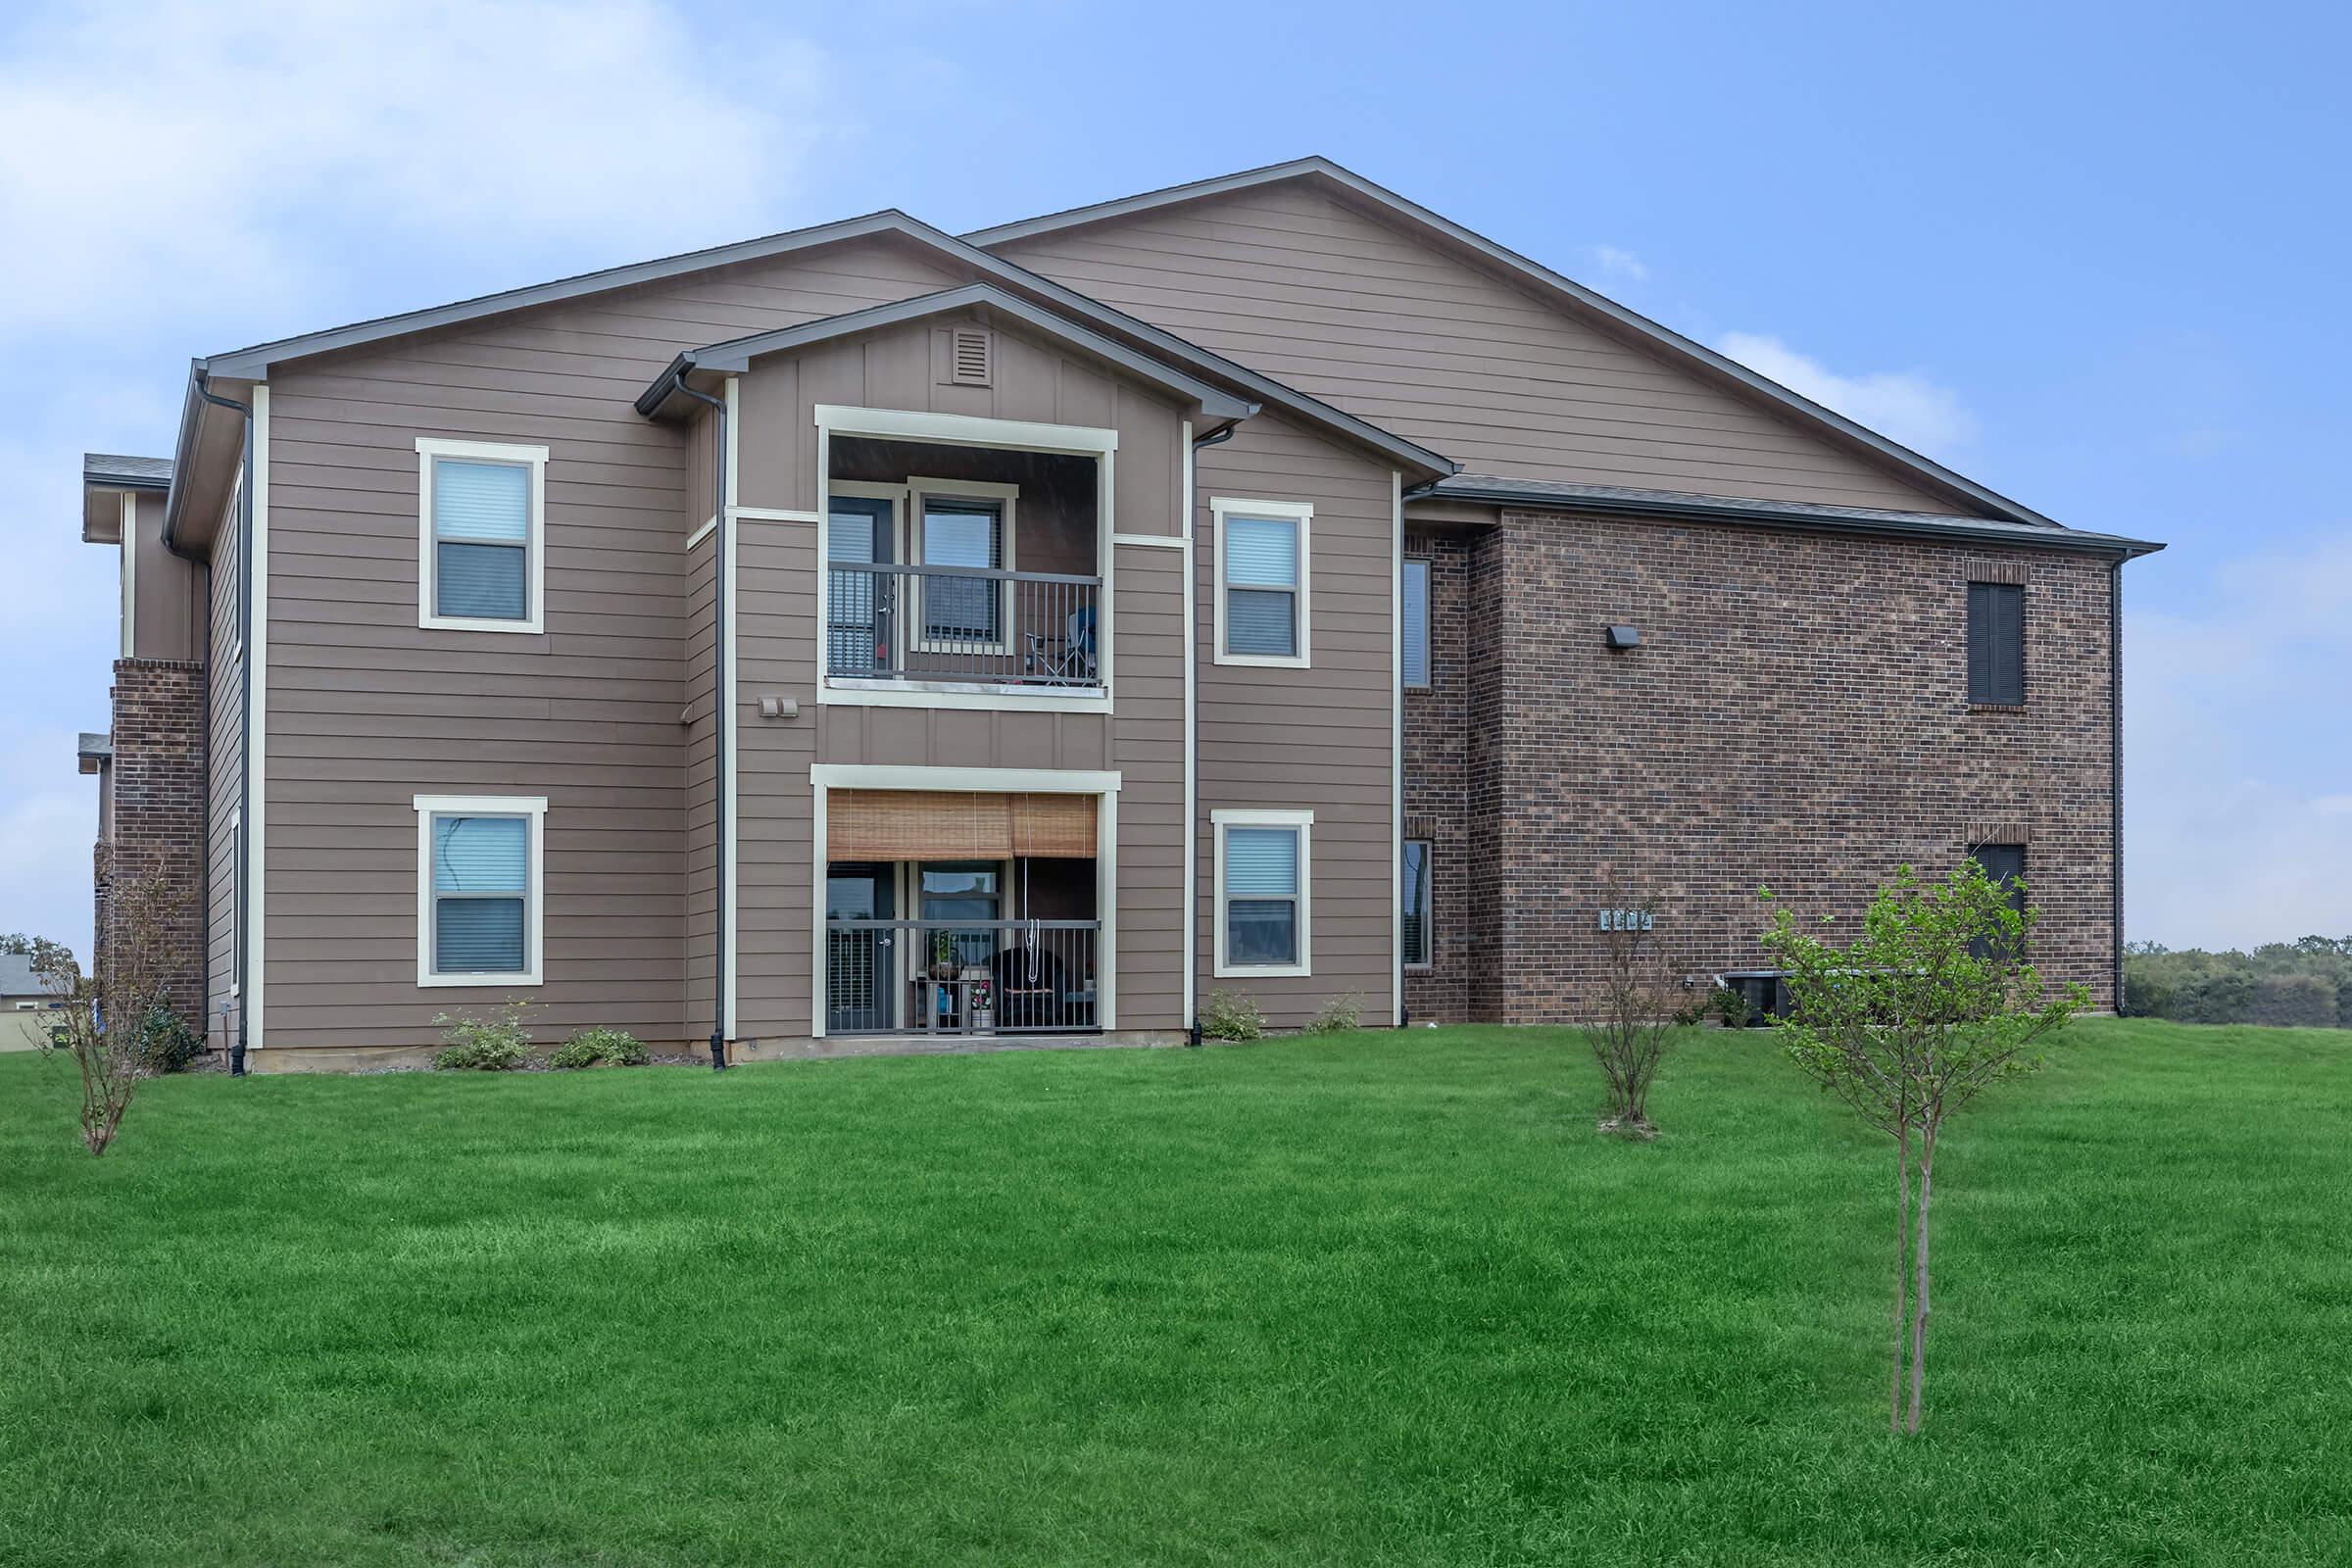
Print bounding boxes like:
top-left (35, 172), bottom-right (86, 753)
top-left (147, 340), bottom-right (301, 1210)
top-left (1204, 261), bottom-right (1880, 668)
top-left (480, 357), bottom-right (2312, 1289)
top-left (1596, 908), bottom-right (1654, 932)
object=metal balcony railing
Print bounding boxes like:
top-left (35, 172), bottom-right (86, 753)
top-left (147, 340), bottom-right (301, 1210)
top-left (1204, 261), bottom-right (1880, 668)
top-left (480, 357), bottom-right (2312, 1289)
top-left (824, 917), bottom-right (1100, 1037)
top-left (825, 563), bottom-right (1102, 690)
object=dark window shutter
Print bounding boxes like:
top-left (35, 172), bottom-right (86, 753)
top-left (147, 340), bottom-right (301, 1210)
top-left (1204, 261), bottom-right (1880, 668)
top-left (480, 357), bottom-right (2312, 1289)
top-left (1968, 582), bottom-right (2024, 704)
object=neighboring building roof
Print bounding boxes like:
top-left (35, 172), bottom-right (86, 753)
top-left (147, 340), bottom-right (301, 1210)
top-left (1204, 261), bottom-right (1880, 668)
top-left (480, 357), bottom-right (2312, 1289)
top-left (84, 454), bottom-right (173, 490)
top-left (1426, 475), bottom-right (2165, 560)
top-left (76, 732), bottom-right (112, 776)
top-left (0, 953), bottom-right (42, 997)
top-left (638, 281), bottom-right (1259, 423)
top-left (964, 156), bottom-right (2061, 530)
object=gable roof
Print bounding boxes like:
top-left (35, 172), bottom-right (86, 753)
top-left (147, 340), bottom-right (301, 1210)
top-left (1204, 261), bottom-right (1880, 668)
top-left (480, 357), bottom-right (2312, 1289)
top-left (0, 954), bottom-right (41, 997)
top-left (636, 281), bottom-right (1258, 423)
top-left (190, 209), bottom-right (1449, 477)
top-left (965, 157), bottom-right (2058, 529)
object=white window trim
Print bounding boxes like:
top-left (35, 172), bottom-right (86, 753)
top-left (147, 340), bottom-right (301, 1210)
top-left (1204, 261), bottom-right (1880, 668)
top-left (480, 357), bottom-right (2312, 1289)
top-left (228, 807), bottom-right (243, 997)
top-left (416, 437), bottom-right (549, 635)
top-left (414, 794), bottom-right (547, 989)
top-left (907, 475), bottom-right (1018, 656)
top-left (1210, 497), bottom-right (1312, 668)
top-left (1211, 808), bottom-right (1313, 978)
top-left (1402, 837), bottom-right (1433, 971)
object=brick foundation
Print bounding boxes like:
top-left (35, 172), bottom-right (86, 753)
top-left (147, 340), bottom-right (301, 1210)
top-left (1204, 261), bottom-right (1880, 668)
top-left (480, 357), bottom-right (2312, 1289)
top-left (94, 659), bottom-right (207, 1029)
top-left (1409, 510), bottom-right (2118, 1022)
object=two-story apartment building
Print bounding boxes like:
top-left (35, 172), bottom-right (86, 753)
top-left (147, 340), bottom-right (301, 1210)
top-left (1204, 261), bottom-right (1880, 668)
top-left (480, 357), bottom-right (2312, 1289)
top-left (78, 159), bottom-right (2160, 1069)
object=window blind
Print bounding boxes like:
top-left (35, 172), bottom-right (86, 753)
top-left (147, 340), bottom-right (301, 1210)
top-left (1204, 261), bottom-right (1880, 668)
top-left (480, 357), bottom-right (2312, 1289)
top-left (1402, 560), bottom-right (1430, 686)
top-left (434, 461), bottom-right (529, 541)
top-left (1225, 827), bottom-right (1298, 896)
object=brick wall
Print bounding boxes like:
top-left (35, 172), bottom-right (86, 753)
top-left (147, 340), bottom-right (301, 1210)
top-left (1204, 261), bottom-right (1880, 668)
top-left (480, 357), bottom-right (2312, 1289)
top-left (94, 658), bottom-right (207, 1029)
top-left (1406, 509), bottom-right (2118, 1022)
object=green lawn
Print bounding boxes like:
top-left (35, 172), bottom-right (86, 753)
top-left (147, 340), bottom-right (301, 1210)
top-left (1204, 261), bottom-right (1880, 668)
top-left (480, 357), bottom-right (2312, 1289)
top-left (4, 1021), bottom-right (2349, 1566)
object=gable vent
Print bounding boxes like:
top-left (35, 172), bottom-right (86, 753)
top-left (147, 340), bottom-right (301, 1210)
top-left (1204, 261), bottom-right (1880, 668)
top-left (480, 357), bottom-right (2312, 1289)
top-left (950, 326), bottom-right (994, 386)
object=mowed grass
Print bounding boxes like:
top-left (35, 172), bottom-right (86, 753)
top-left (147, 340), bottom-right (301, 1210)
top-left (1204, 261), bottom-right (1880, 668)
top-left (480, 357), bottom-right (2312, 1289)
top-left (3, 1021), bottom-right (2349, 1567)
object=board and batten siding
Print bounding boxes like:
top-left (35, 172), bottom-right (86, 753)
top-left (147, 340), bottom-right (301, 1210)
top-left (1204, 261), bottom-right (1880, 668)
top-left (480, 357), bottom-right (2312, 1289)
top-left (256, 238), bottom-right (968, 1051)
top-left (1194, 412), bottom-right (1397, 1028)
top-left (992, 181), bottom-right (1961, 514)
top-left (726, 310), bottom-right (1193, 1039)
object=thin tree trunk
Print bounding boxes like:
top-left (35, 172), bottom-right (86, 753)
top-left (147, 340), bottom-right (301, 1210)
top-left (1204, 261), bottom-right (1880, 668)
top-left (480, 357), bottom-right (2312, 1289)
top-left (1891, 1122), bottom-right (1910, 1436)
top-left (1907, 1128), bottom-right (1936, 1434)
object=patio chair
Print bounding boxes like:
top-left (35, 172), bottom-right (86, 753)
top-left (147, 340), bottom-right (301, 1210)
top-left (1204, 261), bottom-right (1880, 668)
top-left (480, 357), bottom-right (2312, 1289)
top-left (1023, 605), bottom-right (1098, 685)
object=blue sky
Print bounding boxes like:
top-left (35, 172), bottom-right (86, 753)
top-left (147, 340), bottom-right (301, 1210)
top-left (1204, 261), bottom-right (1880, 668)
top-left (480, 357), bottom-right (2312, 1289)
top-left (3, 0), bottom-right (2345, 959)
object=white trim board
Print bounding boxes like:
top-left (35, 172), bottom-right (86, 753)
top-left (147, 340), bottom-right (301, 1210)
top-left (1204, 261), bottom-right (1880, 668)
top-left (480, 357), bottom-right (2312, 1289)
top-left (813, 403), bottom-right (1118, 456)
top-left (412, 794), bottom-right (548, 989)
top-left (1390, 469), bottom-right (1404, 1025)
top-left (247, 386), bottom-right (270, 1049)
top-left (722, 377), bottom-right (740, 1040)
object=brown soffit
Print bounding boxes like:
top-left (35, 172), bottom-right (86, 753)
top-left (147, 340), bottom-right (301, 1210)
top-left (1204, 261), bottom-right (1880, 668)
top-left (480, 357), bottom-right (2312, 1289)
top-left (963, 156), bottom-right (2066, 530)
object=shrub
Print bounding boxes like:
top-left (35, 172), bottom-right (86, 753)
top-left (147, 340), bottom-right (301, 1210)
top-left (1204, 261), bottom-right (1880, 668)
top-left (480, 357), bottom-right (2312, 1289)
top-left (431, 1000), bottom-right (536, 1070)
top-left (136, 1005), bottom-right (206, 1074)
top-left (549, 1026), bottom-right (649, 1070)
top-left (1302, 992), bottom-right (1363, 1034)
top-left (1201, 989), bottom-right (1265, 1042)
top-left (1711, 983), bottom-right (1752, 1030)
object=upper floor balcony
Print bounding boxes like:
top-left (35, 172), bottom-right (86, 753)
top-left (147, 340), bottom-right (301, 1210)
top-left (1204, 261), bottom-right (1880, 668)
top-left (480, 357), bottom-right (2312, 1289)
top-left (822, 432), bottom-right (1104, 700)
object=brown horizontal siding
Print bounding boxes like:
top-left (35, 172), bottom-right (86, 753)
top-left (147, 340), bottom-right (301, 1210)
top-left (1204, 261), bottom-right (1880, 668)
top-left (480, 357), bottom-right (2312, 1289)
top-left (1194, 413), bottom-right (1396, 1029)
top-left (994, 182), bottom-right (1959, 514)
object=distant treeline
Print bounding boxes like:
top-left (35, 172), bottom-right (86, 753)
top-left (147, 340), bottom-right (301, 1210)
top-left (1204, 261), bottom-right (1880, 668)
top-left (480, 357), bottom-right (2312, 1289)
top-left (2125, 936), bottom-right (2352, 1028)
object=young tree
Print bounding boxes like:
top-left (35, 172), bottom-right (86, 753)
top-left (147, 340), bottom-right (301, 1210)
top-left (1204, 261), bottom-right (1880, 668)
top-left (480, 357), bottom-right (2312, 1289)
top-left (1582, 909), bottom-right (1690, 1137)
top-left (33, 858), bottom-right (192, 1156)
top-left (1761, 861), bottom-right (2087, 1434)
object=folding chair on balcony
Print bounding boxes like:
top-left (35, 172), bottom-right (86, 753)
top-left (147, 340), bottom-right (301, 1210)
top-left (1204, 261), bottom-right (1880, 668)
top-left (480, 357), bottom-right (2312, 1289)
top-left (1023, 604), bottom-right (1098, 685)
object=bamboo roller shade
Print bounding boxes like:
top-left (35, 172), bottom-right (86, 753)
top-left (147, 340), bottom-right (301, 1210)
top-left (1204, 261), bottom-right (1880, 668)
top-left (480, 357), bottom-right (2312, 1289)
top-left (826, 790), bottom-right (1098, 859)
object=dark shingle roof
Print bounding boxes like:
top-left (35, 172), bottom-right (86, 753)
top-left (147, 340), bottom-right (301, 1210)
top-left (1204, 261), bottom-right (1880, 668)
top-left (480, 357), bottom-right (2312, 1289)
top-left (1427, 474), bottom-right (2165, 559)
top-left (83, 454), bottom-right (173, 489)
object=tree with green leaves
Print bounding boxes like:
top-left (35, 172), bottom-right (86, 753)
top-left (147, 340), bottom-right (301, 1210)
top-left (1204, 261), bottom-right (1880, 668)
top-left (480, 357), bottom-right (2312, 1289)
top-left (1761, 860), bottom-right (2088, 1434)
top-left (1, 932), bottom-right (73, 972)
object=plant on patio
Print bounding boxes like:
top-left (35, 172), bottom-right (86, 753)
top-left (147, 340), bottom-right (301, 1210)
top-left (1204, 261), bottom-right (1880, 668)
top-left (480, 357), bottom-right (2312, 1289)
top-left (1761, 860), bottom-right (2088, 1434)
top-left (548, 1026), bottom-right (649, 1069)
top-left (136, 1004), bottom-right (206, 1074)
top-left (431, 999), bottom-right (538, 1070)
top-left (1581, 907), bottom-right (1688, 1137)
top-left (30, 855), bottom-right (191, 1155)
top-left (1201, 988), bottom-right (1265, 1042)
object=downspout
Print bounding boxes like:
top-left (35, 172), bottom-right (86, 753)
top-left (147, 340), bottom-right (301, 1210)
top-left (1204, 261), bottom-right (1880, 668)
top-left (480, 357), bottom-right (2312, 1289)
top-left (195, 373), bottom-right (254, 1076)
top-left (1185, 419), bottom-right (1239, 1044)
top-left (670, 368), bottom-right (729, 1069)
top-left (2111, 557), bottom-right (2125, 1015)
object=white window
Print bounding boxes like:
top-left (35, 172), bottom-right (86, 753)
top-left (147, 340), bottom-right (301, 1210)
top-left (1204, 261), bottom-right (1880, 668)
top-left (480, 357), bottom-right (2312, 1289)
top-left (1401, 839), bottom-right (1432, 968)
top-left (1212, 498), bottom-right (1311, 666)
top-left (1402, 559), bottom-right (1431, 688)
top-left (415, 795), bottom-right (547, 986)
top-left (908, 477), bottom-right (1017, 654)
top-left (416, 438), bottom-right (547, 633)
top-left (1213, 808), bottom-right (1312, 976)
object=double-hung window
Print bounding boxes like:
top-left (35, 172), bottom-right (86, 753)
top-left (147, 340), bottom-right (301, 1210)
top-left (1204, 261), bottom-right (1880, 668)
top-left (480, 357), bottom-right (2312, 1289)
top-left (1214, 808), bottom-right (1312, 976)
top-left (416, 795), bottom-right (546, 986)
top-left (1967, 580), bottom-right (2024, 705)
top-left (1402, 559), bottom-right (1431, 688)
top-left (1401, 839), bottom-right (1432, 968)
top-left (1214, 498), bottom-right (1311, 665)
top-left (418, 438), bottom-right (547, 633)
top-left (910, 478), bottom-right (1016, 653)
top-left (1967, 842), bottom-right (2027, 960)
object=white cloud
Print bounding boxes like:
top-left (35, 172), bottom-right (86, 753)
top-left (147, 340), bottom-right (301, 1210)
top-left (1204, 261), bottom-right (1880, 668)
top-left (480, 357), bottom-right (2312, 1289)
top-left (2126, 537), bottom-right (2352, 949)
top-left (0, 0), bottom-right (844, 342)
top-left (1715, 331), bottom-right (1979, 461)
top-left (1590, 245), bottom-right (1649, 283)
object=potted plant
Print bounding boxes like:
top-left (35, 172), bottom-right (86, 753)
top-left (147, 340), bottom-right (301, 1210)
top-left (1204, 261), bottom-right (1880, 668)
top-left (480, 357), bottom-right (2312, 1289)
top-left (930, 930), bottom-right (958, 982)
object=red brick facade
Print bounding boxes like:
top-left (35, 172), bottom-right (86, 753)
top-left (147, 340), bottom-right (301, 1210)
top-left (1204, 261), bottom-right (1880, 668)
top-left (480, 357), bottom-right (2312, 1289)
top-left (93, 658), bottom-right (207, 1029)
top-left (1407, 509), bottom-right (2118, 1022)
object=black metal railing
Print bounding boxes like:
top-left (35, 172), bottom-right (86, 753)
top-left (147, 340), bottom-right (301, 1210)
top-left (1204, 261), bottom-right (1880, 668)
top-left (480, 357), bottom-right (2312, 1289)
top-left (825, 563), bottom-right (1102, 689)
top-left (824, 917), bottom-right (1100, 1036)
